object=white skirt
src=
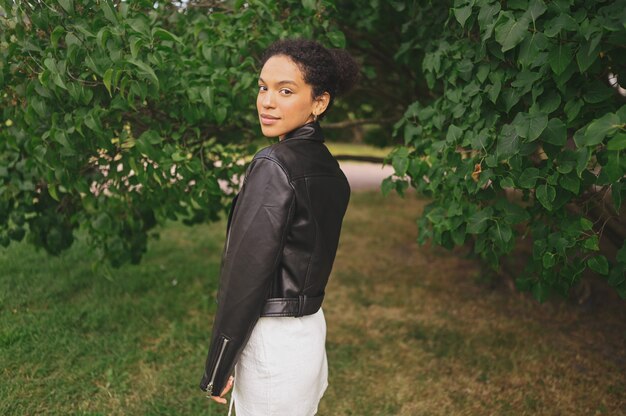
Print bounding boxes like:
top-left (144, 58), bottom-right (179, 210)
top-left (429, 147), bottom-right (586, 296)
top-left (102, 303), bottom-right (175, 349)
top-left (228, 307), bottom-right (328, 416)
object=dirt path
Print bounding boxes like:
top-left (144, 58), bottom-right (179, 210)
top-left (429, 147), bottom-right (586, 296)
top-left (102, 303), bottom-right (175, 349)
top-left (338, 161), bottom-right (395, 192)
top-left (219, 161), bottom-right (393, 193)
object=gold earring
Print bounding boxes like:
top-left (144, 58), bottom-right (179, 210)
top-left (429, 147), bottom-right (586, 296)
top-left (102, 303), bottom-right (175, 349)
top-left (313, 113), bottom-right (318, 122)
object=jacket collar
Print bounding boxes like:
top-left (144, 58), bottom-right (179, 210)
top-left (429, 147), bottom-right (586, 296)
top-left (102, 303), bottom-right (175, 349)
top-left (281, 121), bottom-right (325, 143)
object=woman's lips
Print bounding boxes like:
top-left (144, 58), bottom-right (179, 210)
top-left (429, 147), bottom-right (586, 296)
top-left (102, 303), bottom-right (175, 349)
top-left (260, 114), bottom-right (280, 125)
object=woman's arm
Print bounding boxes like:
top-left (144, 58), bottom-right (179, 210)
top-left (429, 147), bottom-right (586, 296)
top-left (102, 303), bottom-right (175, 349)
top-left (199, 155), bottom-right (295, 398)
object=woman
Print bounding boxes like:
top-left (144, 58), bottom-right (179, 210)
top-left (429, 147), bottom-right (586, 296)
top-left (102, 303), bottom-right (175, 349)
top-left (199, 38), bottom-right (359, 416)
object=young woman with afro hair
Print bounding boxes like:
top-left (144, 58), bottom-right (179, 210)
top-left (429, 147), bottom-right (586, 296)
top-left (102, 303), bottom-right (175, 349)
top-left (200, 38), bottom-right (359, 416)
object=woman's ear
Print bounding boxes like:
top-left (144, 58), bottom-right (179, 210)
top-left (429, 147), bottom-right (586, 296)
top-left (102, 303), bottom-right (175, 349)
top-left (313, 92), bottom-right (331, 117)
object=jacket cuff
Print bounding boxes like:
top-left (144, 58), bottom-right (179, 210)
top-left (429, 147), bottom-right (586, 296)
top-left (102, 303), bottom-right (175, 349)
top-left (199, 333), bottom-right (233, 395)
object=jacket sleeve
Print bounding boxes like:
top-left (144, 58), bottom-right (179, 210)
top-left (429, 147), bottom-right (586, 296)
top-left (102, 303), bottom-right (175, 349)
top-left (199, 155), bottom-right (295, 395)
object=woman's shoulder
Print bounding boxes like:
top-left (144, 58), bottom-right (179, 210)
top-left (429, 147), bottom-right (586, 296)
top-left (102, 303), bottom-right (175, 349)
top-left (247, 145), bottom-right (291, 179)
top-left (252, 140), bottom-right (295, 166)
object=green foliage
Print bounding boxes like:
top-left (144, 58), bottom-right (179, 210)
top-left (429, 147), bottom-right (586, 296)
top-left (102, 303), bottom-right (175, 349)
top-left (388, 0), bottom-right (626, 301)
top-left (0, 0), bottom-right (340, 265)
top-left (331, 0), bottom-right (449, 147)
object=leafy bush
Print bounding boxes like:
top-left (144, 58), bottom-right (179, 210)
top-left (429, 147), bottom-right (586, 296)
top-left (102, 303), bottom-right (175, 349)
top-left (387, 0), bottom-right (626, 301)
top-left (0, 0), bottom-right (342, 265)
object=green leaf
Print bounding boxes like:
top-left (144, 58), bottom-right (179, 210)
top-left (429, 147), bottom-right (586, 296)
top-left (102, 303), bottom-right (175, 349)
top-left (215, 107), bottom-right (227, 125)
top-left (201, 87), bottom-right (215, 110)
top-left (58, 0), bottom-right (74, 13)
top-left (491, 222), bottom-right (513, 244)
top-left (511, 70), bottom-right (541, 91)
top-left (101, 0), bottom-right (118, 25)
top-left (92, 213), bottom-right (112, 232)
top-left (513, 111), bottom-right (548, 141)
top-left (599, 151), bottom-right (623, 183)
top-left (542, 252), bottom-right (555, 268)
top-left (607, 133), bottom-right (626, 150)
top-left (381, 177), bottom-right (395, 196)
top-left (476, 65), bottom-right (490, 83)
top-left (392, 148), bottom-right (409, 176)
top-left (617, 105), bottom-right (626, 122)
top-left (536, 184), bottom-right (555, 210)
top-left (539, 92), bottom-right (561, 115)
top-left (97, 27), bottom-right (110, 50)
top-left (501, 88), bottom-right (521, 112)
top-left (496, 124), bottom-right (520, 160)
top-left (500, 177), bottom-right (515, 188)
top-left (171, 151), bottom-right (186, 162)
top-left (488, 79), bottom-right (502, 104)
top-left (51, 26), bottom-right (65, 49)
top-left (496, 199), bottom-right (530, 223)
top-left (564, 99), bottom-right (583, 122)
top-left (478, 2), bottom-right (501, 31)
top-left (518, 167), bottom-right (542, 188)
top-left (576, 35), bottom-right (600, 73)
top-left (543, 14), bottom-right (577, 37)
top-left (446, 124), bottom-right (463, 143)
top-left (327, 31), bottom-right (346, 48)
top-left (541, 118), bottom-right (567, 145)
top-left (575, 146), bottom-right (590, 176)
top-left (103, 68), bottom-right (113, 97)
top-left (454, 5), bottom-right (472, 28)
top-left (580, 217), bottom-right (594, 231)
top-left (584, 81), bottom-right (614, 104)
top-left (559, 173), bottom-right (580, 194)
top-left (495, 12), bottom-right (530, 52)
top-left (48, 185), bottom-right (60, 202)
top-left (84, 114), bottom-right (100, 132)
top-left (302, 0), bottom-right (316, 10)
top-left (467, 207), bottom-right (494, 234)
top-left (139, 130), bottom-right (162, 145)
top-left (525, 0), bottom-right (547, 24)
top-left (549, 43), bottom-right (573, 75)
top-left (130, 37), bottom-right (143, 59)
top-left (579, 113), bottom-right (620, 147)
top-left (152, 28), bottom-right (183, 44)
top-left (127, 17), bottom-right (150, 36)
top-left (126, 59), bottom-right (159, 88)
top-left (518, 31), bottom-right (549, 68)
top-left (583, 235), bottom-right (599, 251)
top-left (587, 255), bottom-right (609, 275)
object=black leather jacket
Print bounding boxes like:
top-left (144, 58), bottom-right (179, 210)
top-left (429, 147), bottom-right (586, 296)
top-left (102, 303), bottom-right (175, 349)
top-left (199, 121), bottom-right (351, 396)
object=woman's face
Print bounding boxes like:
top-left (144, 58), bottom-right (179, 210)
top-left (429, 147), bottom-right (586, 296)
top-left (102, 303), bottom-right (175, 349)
top-left (257, 55), bottom-right (327, 140)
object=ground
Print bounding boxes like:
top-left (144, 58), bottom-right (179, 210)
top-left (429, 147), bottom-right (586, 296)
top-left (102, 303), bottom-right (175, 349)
top-left (1, 173), bottom-right (625, 415)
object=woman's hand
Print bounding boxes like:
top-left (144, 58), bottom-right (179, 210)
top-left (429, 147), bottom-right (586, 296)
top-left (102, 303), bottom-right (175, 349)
top-left (208, 376), bottom-right (234, 404)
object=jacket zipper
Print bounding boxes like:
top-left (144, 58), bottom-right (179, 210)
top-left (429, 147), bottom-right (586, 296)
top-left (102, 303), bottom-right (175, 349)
top-left (224, 194), bottom-right (239, 252)
top-left (225, 225), bottom-right (233, 252)
top-left (207, 337), bottom-right (230, 396)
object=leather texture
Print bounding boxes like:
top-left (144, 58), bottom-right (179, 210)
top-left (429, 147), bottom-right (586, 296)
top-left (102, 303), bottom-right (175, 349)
top-left (199, 121), bottom-right (351, 396)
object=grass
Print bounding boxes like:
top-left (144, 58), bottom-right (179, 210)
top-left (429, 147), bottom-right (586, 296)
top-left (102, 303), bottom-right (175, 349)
top-left (1, 190), bottom-right (625, 415)
top-left (324, 142), bottom-right (393, 159)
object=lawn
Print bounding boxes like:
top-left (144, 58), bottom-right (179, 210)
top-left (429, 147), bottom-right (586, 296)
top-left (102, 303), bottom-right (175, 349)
top-left (1, 190), bottom-right (625, 415)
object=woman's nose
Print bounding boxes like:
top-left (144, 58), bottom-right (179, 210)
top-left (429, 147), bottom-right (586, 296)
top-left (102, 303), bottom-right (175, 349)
top-left (261, 91), bottom-right (275, 108)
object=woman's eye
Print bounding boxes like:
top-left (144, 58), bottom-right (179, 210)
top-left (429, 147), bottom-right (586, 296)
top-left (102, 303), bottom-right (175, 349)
top-left (258, 85), bottom-right (267, 92)
top-left (280, 89), bottom-right (293, 95)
